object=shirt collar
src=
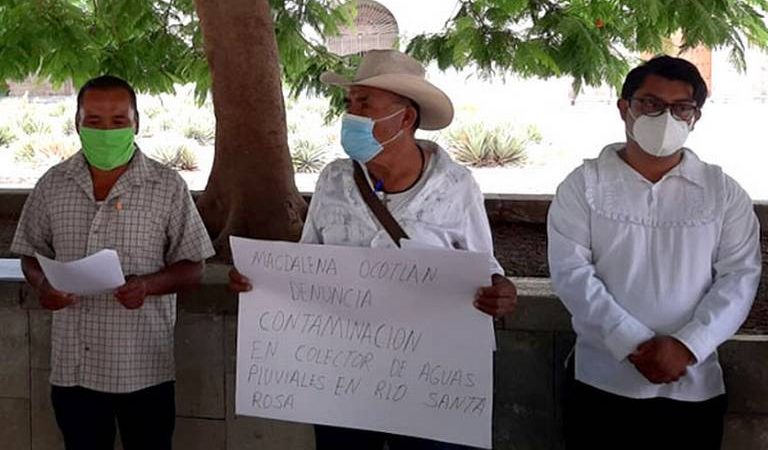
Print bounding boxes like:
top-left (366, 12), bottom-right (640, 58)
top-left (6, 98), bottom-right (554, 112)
top-left (597, 143), bottom-right (707, 187)
top-left (64, 147), bottom-right (157, 201)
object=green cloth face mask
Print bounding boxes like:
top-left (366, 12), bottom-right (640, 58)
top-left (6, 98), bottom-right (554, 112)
top-left (79, 127), bottom-right (136, 170)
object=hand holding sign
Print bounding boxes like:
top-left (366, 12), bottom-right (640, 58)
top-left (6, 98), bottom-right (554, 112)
top-left (230, 256), bottom-right (515, 319)
top-left (475, 274), bottom-right (518, 318)
top-left (229, 267), bottom-right (253, 293)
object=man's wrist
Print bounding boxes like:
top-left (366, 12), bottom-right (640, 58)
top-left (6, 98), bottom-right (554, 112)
top-left (137, 274), bottom-right (155, 296)
top-left (35, 275), bottom-right (47, 291)
top-left (671, 337), bottom-right (696, 365)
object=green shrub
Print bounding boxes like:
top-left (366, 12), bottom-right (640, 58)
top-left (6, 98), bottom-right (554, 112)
top-left (152, 143), bottom-right (199, 171)
top-left (291, 140), bottom-right (327, 173)
top-left (14, 137), bottom-right (77, 164)
top-left (143, 105), bottom-right (165, 119)
top-left (61, 119), bottom-right (76, 136)
top-left (448, 123), bottom-right (542, 168)
top-left (18, 112), bottom-right (51, 135)
top-left (49, 103), bottom-right (68, 117)
top-left (183, 120), bottom-right (215, 146)
top-left (0, 126), bottom-right (16, 147)
top-left (525, 124), bottom-right (544, 144)
top-left (13, 142), bottom-right (35, 163)
top-left (159, 117), bottom-right (176, 132)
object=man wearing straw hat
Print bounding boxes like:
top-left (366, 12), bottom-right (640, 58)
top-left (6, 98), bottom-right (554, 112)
top-left (230, 49), bottom-right (517, 449)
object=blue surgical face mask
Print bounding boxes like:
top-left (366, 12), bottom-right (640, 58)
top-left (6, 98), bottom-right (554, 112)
top-left (340, 109), bottom-right (405, 163)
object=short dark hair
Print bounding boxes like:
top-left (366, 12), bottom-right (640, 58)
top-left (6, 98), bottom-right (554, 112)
top-left (76, 75), bottom-right (139, 124)
top-left (621, 55), bottom-right (708, 107)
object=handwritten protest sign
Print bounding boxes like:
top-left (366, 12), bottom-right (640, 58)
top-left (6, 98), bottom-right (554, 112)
top-left (231, 236), bottom-right (495, 448)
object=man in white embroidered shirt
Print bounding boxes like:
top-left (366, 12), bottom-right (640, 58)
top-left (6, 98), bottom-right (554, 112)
top-left (230, 50), bottom-right (517, 450)
top-left (548, 56), bottom-right (761, 449)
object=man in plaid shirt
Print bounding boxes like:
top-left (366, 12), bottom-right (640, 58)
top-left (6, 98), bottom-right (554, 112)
top-left (12, 75), bottom-right (215, 450)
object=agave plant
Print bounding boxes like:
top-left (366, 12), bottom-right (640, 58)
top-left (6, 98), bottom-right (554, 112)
top-left (183, 118), bottom-right (215, 146)
top-left (447, 122), bottom-right (542, 168)
top-left (152, 143), bottom-right (199, 171)
top-left (0, 125), bottom-right (16, 147)
top-left (19, 112), bottom-right (51, 135)
top-left (14, 137), bottom-right (77, 164)
top-left (449, 123), bottom-right (493, 167)
top-left (291, 139), bottom-right (327, 174)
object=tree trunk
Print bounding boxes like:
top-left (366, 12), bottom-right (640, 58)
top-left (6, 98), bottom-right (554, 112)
top-left (194, 0), bottom-right (307, 257)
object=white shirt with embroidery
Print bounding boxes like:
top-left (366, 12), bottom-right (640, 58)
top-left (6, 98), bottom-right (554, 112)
top-left (301, 140), bottom-right (502, 276)
top-left (548, 144), bottom-right (761, 401)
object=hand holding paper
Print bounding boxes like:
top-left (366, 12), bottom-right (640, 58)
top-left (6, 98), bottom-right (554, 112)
top-left (114, 275), bottom-right (149, 309)
top-left (36, 249), bottom-right (126, 296)
top-left (36, 278), bottom-right (78, 311)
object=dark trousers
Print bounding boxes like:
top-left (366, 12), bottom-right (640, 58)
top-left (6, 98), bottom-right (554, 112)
top-left (51, 381), bottom-right (175, 450)
top-left (564, 362), bottom-right (727, 450)
top-left (315, 425), bottom-right (479, 450)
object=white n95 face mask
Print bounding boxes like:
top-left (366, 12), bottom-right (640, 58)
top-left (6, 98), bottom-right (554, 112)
top-left (627, 110), bottom-right (691, 157)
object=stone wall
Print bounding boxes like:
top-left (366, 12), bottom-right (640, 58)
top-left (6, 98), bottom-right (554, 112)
top-left (1, 272), bottom-right (767, 450)
top-left (9, 192), bottom-right (768, 331)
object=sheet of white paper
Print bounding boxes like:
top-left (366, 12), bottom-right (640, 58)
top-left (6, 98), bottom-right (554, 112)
top-left (0, 259), bottom-right (24, 281)
top-left (401, 239), bottom-right (498, 352)
top-left (232, 236), bottom-right (494, 449)
top-left (36, 250), bottom-right (125, 296)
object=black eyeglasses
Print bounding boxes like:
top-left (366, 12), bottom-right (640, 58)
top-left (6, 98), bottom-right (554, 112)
top-left (629, 97), bottom-right (699, 121)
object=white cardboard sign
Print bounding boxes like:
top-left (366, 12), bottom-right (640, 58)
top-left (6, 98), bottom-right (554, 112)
top-left (231, 237), bottom-right (495, 448)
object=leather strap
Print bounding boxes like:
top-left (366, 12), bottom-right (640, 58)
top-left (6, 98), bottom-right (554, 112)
top-left (352, 161), bottom-right (409, 247)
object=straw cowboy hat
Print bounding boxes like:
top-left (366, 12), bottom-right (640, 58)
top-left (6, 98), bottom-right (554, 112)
top-left (320, 49), bottom-right (454, 130)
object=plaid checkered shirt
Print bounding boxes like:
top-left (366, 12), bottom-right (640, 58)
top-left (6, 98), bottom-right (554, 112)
top-left (12, 149), bottom-right (215, 393)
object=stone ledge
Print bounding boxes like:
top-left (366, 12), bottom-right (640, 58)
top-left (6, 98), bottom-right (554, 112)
top-left (1, 190), bottom-right (767, 227)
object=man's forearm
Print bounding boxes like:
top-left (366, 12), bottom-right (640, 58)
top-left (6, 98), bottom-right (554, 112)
top-left (139, 260), bottom-right (204, 296)
top-left (21, 255), bottom-right (46, 290)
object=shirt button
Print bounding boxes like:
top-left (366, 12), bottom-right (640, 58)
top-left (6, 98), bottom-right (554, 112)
top-left (85, 346), bottom-right (90, 351)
